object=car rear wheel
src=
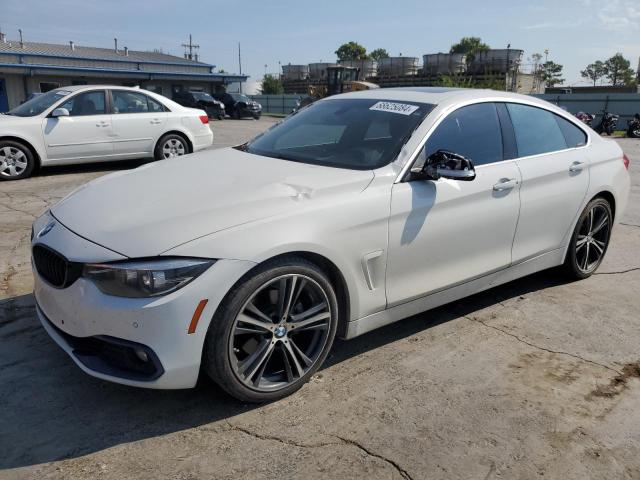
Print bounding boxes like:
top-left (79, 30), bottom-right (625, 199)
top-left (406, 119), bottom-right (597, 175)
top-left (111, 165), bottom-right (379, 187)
top-left (628, 125), bottom-right (640, 138)
top-left (0, 140), bottom-right (35, 180)
top-left (154, 134), bottom-right (188, 160)
top-left (203, 257), bottom-right (338, 402)
top-left (562, 198), bottom-right (612, 279)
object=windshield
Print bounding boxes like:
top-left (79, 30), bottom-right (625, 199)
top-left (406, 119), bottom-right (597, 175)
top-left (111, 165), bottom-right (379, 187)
top-left (193, 92), bottom-right (214, 101)
top-left (8, 89), bottom-right (72, 117)
top-left (231, 94), bottom-right (251, 103)
top-left (243, 98), bottom-right (433, 170)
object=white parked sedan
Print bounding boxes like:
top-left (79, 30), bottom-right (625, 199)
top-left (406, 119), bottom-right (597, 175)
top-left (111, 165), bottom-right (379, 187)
top-left (0, 85), bottom-right (213, 180)
top-left (31, 88), bottom-right (630, 402)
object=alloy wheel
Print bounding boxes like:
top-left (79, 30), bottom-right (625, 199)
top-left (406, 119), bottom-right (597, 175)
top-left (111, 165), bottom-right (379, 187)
top-left (229, 274), bottom-right (332, 391)
top-left (162, 138), bottom-right (186, 158)
top-left (0, 146), bottom-right (28, 178)
top-left (575, 204), bottom-right (610, 273)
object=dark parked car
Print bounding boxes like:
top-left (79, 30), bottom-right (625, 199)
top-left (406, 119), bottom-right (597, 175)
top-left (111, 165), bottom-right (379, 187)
top-left (173, 91), bottom-right (225, 120)
top-left (213, 92), bottom-right (261, 119)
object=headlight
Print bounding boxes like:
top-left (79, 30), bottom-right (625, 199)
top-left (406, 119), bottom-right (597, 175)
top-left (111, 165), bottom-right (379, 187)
top-left (83, 258), bottom-right (215, 298)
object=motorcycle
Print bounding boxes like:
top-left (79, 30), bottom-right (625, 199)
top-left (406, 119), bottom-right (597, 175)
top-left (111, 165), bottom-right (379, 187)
top-left (627, 113), bottom-right (640, 138)
top-left (575, 111), bottom-right (595, 127)
top-left (594, 110), bottom-right (619, 136)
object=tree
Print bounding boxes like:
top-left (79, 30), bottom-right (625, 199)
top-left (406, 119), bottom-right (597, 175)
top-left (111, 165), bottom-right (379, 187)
top-left (450, 37), bottom-right (490, 61)
top-left (540, 61), bottom-right (564, 87)
top-left (260, 74), bottom-right (284, 95)
top-left (335, 41), bottom-right (368, 61)
top-left (604, 53), bottom-right (635, 86)
top-left (369, 48), bottom-right (389, 61)
top-left (581, 61), bottom-right (608, 86)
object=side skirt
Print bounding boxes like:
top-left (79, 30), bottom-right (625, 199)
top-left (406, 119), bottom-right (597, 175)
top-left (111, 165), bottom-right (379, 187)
top-left (344, 248), bottom-right (565, 339)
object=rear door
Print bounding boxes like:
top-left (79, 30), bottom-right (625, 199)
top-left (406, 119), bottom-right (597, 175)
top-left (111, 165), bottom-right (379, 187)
top-left (109, 90), bottom-right (168, 156)
top-left (505, 103), bottom-right (590, 262)
top-left (42, 89), bottom-right (114, 161)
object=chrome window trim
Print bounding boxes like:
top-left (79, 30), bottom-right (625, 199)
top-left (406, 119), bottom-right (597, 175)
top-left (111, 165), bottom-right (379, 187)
top-left (394, 97), bottom-right (592, 183)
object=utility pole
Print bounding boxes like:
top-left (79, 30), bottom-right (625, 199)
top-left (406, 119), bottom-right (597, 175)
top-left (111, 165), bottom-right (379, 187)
top-left (238, 42), bottom-right (242, 93)
top-left (181, 34), bottom-right (200, 61)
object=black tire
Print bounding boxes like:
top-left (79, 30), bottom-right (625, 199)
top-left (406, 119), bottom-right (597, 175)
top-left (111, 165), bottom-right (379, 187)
top-left (562, 197), bottom-right (613, 279)
top-left (628, 125), bottom-right (640, 138)
top-left (232, 109), bottom-right (240, 120)
top-left (217, 114), bottom-right (224, 121)
top-left (253, 113), bottom-right (261, 120)
top-left (203, 256), bottom-right (339, 402)
top-left (153, 133), bottom-right (189, 161)
top-left (0, 140), bottom-right (36, 180)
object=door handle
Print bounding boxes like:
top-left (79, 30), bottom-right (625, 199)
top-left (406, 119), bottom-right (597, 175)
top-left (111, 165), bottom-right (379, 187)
top-left (150, 119), bottom-right (162, 124)
top-left (569, 161), bottom-right (585, 172)
top-left (96, 121), bottom-right (109, 127)
top-left (492, 178), bottom-right (517, 191)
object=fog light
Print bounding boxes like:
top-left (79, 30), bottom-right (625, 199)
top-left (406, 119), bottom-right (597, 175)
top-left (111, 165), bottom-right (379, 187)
top-left (134, 349), bottom-right (149, 363)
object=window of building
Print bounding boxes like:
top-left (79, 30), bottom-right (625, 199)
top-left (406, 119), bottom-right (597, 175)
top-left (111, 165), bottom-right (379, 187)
top-left (39, 82), bottom-right (60, 93)
top-left (144, 85), bottom-right (163, 95)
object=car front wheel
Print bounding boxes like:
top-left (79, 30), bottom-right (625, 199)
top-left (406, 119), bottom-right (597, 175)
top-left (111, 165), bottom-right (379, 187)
top-left (203, 257), bottom-right (338, 402)
top-left (563, 197), bottom-right (612, 279)
top-left (0, 141), bottom-right (35, 180)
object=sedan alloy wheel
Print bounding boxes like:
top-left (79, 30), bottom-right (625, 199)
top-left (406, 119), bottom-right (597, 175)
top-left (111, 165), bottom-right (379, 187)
top-left (230, 274), bottom-right (332, 391)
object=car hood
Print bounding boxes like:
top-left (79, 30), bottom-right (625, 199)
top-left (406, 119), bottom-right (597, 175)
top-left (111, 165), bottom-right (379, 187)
top-left (51, 148), bottom-right (374, 258)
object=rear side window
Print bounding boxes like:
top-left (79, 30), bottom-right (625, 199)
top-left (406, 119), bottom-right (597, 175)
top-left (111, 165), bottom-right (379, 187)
top-left (555, 115), bottom-right (587, 148)
top-left (506, 103), bottom-right (567, 157)
top-left (112, 90), bottom-right (165, 114)
top-left (425, 103), bottom-right (503, 166)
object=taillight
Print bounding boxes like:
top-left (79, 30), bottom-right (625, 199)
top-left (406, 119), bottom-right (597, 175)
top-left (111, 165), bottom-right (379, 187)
top-left (199, 115), bottom-right (209, 124)
top-left (623, 153), bottom-right (630, 170)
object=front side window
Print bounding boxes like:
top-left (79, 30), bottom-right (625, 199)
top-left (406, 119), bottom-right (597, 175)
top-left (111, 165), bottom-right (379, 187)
top-left (112, 90), bottom-right (164, 114)
top-left (506, 103), bottom-right (568, 157)
top-left (423, 103), bottom-right (503, 166)
top-left (244, 98), bottom-right (433, 170)
top-left (60, 91), bottom-right (107, 116)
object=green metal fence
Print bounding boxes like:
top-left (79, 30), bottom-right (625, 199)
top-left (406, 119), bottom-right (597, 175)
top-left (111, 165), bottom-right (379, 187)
top-left (249, 94), bottom-right (302, 115)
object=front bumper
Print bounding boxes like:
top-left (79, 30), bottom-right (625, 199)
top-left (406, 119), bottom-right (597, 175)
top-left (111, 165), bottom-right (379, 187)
top-left (32, 212), bottom-right (256, 389)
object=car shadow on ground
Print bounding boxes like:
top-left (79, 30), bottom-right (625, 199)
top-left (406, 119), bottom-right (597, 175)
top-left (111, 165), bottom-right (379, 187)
top-left (0, 269), bottom-right (570, 470)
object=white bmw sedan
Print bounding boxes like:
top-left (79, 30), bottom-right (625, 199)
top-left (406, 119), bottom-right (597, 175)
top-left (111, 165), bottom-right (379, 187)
top-left (31, 88), bottom-right (630, 402)
top-left (0, 85), bottom-right (213, 180)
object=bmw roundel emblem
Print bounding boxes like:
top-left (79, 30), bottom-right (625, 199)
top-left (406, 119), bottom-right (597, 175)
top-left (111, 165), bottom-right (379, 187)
top-left (38, 221), bottom-right (56, 238)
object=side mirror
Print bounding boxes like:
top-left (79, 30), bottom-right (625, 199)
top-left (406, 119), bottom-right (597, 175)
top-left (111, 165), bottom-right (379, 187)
top-left (51, 108), bottom-right (70, 118)
top-left (423, 150), bottom-right (476, 181)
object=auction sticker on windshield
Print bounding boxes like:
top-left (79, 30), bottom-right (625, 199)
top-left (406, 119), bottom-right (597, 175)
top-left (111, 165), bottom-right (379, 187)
top-left (370, 101), bottom-right (420, 116)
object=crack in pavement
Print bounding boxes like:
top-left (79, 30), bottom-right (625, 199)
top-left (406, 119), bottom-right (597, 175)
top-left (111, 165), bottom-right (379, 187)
top-left (620, 222), bottom-right (640, 228)
top-left (226, 423), bottom-right (413, 480)
top-left (594, 267), bottom-right (640, 275)
top-left (464, 315), bottom-right (622, 376)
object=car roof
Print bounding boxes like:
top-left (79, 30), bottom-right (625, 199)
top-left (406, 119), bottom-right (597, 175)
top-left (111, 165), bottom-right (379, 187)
top-left (331, 87), bottom-right (554, 109)
top-left (52, 85), bottom-right (147, 93)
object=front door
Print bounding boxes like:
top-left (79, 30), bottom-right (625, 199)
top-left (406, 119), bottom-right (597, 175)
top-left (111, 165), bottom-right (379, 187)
top-left (504, 103), bottom-right (590, 262)
top-left (109, 90), bottom-right (168, 156)
top-left (386, 102), bottom-right (521, 306)
top-left (42, 89), bottom-right (114, 161)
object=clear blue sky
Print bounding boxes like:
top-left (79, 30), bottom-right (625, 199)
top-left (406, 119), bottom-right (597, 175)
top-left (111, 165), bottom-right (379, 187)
top-left (2, 0), bottom-right (638, 88)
